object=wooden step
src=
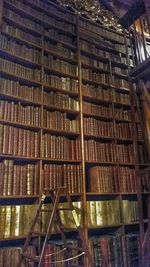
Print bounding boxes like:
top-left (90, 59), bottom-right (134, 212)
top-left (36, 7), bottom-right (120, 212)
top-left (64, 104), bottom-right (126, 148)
top-left (30, 231), bottom-right (47, 236)
top-left (21, 252), bottom-right (40, 262)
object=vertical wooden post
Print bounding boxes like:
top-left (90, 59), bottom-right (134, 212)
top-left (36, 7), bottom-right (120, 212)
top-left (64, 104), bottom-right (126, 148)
top-left (143, 0), bottom-right (150, 37)
top-left (0, 0), bottom-right (4, 30)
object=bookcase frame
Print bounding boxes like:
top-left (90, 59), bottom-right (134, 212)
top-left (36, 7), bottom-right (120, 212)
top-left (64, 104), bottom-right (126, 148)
top-left (0, 0), bottom-right (149, 266)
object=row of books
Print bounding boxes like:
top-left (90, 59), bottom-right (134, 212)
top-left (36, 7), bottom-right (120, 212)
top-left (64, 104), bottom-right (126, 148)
top-left (111, 52), bottom-right (127, 65)
top-left (44, 55), bottom-right (77, 76)
top-left (4, 8), bottom-right (44, 34)
top-left (44, 40), bottom-right (76, 60)
top-left (2, 19), bottom-right (76, 51)
top-left (6, 0), bottom-right (76, 33)
top-left (83, 117), bottom-right (136, 139)
top-left (89, 234), bottom-right (140, 267)
top-left (115, 122), bottom-right (132, 139)
top-left (8, 0), bottom-right (76, 23)
top-left (42, 202), bottom-right (82, 231)
top-left (118, 166), bottom-right (141, 192)
top-left (81, 55), bottom-right (109, 71)
top-left (0, 123), bottom-right (145, 162)
top-left (112, 77), bottom-right (129, 89)
top-left (0, 246), bottom-right (36, 267)
top-left (0, 34), bottom-right (41, 64)
top-left (2, 21), bottom-right (42, 46)
top-left (43, 74), bottom-right (79, 93)
top-left (0, 58), bottom-right (41, 82)
top-left (39, 0), bottom-right (76, 23)
top-left (81, 39), bottom-right (110, 59)
top-left (0, 55), bottom-right (129, 93)
top-left (0, 241), bottom-right (82, 267)
top-left (0, 100), bottom-right (41, 126)
top-left (82, 69), bottom-right (110, 84)
top-left (87, 200), bottom-right (120, 227)
top-left (122, 200), bottom-right (139, 223)
top-left (83, 101), bottom-right (113, 117)
top-left (80, 20), bottom-right (124, 44)
top-left (43, 164), bottom-right (83, 194)
top-left (43, 241), bottom-right (81, 267)
top-left (0, 78), bottom-right (42, 103)
top-left (112, 90), bottom-right (130, 105)
top-left (0, 124), bottom-right (40, 157)
top-left (0, 160), bottom-right (39, 196)
top-left (82, 83), bottom-right (130, 104)
top-left (82, 83), bottom-right (111, 101)
top-left (83, 118), bottom-right (114, 137)
top-left (45, 28), bottom-right (76, 46)
top-left (43, 91), bottom-right (79, 111)
top-left (83, 101), bottom-right (139, 122)
top-left (43, 110), bottom-right (79, 132)
top-left (89, 166), bottom-right (138, 193)
top-left (87, 200), bottom-right (138, 227)
top-left (114, 107), bottom-right (132, 121)
top-left (113, 66), bottom-right (128, 76)
top-left (138, 145), bottom-right (148, 163)
top-left (84, 141), bottom-right (136, 163)
top-left (42, 134), bottom-right (81, 160)
top-left (0, 204), bottom-right (39, 238)
top-left (0, 234), bottom-right (140, 267)
top-left (0, 202), bottom-right (82, 238)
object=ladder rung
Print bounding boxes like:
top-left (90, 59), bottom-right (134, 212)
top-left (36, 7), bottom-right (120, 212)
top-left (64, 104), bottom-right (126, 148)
top-left (67, 245), bottom-right (84, 252)
top-left (21, 252), bottom-right (40, 262)
top-left (30, 231), bottom-right (46, 236)
top-left (60, 226), bottom-right (76, 232)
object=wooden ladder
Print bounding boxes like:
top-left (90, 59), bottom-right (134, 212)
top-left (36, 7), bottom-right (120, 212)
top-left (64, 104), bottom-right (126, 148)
top-left (137, 168), bottom-right (150, 267)
top-left (17, 187), bottom-right (94, 267)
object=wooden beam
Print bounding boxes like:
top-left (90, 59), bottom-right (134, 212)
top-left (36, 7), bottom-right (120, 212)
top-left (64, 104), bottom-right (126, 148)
top-left (119, 0), bottom-right (145, 29)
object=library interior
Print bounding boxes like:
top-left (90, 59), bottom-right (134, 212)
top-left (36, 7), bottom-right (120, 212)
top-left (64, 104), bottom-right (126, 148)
top-left (0, 0), bottom-right (150, 266)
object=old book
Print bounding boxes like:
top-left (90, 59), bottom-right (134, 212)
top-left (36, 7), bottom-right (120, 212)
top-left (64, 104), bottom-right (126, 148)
top-left (122, 200), bottom-right (131, 224)
top-left (4, 205), bottom-right (11, 238)
top-left (95, 201), bottom-right (105, 226)
top-left (0, 206), bottom-right (6, 238)
top-left (87, 201), bottom-right (96, 227)
top-left (7, 160), bottom-right (14, 196)
top-left (0, 124), bottom-right (4, 153)
top-left (10, 205), bottom-right (20, 237)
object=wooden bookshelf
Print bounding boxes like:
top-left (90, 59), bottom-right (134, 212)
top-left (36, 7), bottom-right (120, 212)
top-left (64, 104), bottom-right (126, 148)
top-left (0, 0), bottom-right (149, 266)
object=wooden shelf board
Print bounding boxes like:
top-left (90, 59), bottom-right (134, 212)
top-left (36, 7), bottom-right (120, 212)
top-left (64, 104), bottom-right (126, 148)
top-left (43, 103), bottom-right (79, 115)
top-left (0, 69), bottom-right (42, 86)
top-left (81, 62), bottom-right (110, 74)
top-left (5, 1), bottom-right (76, 38)
top-left (24, 0), bottom-right (76, 25)
top-left (42, 158), bottom-right (81, 163)
top-left (0, 92), bottom-right (42, 106)
top-left (43, 127), bottom-right (80, 137)
top-left (3, 15), bottom-right (42, 37)
top-left (44, 34), bottom-right (77, 51)
top-left (44, 48), bottom-right (77, 64)
top-left (0, 195), bottom-right (39, 199)
top-left (0, 47), bottom-right (42, 68)
top-left (44, 65), bottom-right (78, 80)
top-left (44, 84), bottom-right (79, 97)
top-left (1, 30), bottom-right (42, 50)
top-left (0, 119), bottom-right (41, 131)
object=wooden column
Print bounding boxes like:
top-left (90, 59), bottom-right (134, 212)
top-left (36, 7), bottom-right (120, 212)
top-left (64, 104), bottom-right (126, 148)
top-left (0, 0), bottom-right (4, 29)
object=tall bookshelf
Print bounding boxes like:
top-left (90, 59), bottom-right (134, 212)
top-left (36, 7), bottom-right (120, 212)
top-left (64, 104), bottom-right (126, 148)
top-left (0, 0), bottom-right (149, 266)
